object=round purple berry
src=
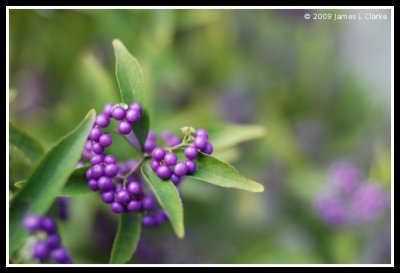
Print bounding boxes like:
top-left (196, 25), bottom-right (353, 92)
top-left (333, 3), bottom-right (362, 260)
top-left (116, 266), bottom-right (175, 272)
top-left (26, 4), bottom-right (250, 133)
top-left (118, 121), bottom-right (132, 135)
top-left (142, 215), bottom-right (156, 227)
top-left (116, 190), bottom-right (131, 204)
top-left (104, 164), bottom-right (119, 177)
top-left (203, 142), bottom-right (214, 155)
top-left (88, 179), bottom-right (99, 191)
top-left (142, 196), bottom-right (156, 211)
top-left (91, 164), bottom-right (104, 178)
top-left (51, 247), bottom-right (69, 263)
top-left (129, 102), bottom-right (143, 114)
top-left (47, 234), bottom-right (61, 250)
top-left (127, 181), bottom-right (142, 195)
top-left (171, 174), bottom-right (182, 186)
top-left (195, 128), bottom-right (209, 139)
top-left (103, 103), bottom-right (114, 117)
top-left (76, 162), bottom-right (86, 168)
top-left (98, 176), bottom-right (114, 191)
top-left (184, 145), bottom-right (198, 160)
top-left (127, 200), bottom-right (142, 212)
top-left (41, 216), bottom-right (57, 234)
top-left (111, 106), bottom-right (126, 120)
top-left (174, 162), bottom-right (188, 176)
top-left (90, 154), bottom-right (104, 165)
top-left (92, 142), bottom-right (104, 155)
top-left (150, 159), bottom-right (160, 171)
top-left (164, 152), bottom-right (177, 166)
top-left (144, 140), bottom-right (156, 153)
top-left (152, 147), bottom-right (166, 161)
top-left (111, 202), bottom-right (124, 213)
top-left (156, 165), bottom-right (171, 180)
top-left (32, 240), bottom-right (49, 261)
top-left (185, 160), bottom-right (197, 174)
top-left (101, 191), bottom-right (115, 204)
top-left (86, 168), bottom-right (93, 180)
top-left (98, 134), bottom-right (112, 147)
top-left (95, 114), bottom-right (110, 128)
top-left (22, 214), bottom-right (41, 233)
top-left (194, 136), bottom-right (208, 150)
top-left (155, 210), bottom-right (168, 225)
top-left (126, 109), bottom-right (141, 123)
top-left (104, 155), bottom-right (117, 164)
top-left (147, 131), bottom-right (156, 141)
top-left (82, 149), bottom-right (91, 160)
top-left (89, 127), bottom-right (103, 141)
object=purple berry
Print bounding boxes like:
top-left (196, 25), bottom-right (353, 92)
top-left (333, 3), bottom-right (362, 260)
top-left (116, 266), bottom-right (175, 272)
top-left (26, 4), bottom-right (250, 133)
top-left (127, 200), bottom-right (142, 212)
top-left (150, 159), bottom-right (160, 171)
top-left (91, 164), bottom-right (103, 178)
top-left (47, 234), bottom-right (61, 250)
top-left (89, 127), bottom-right (103, 141)
top-left (144, 140), bottom-right (156, 153)
top-left (142, 196), bottom-right (156, 211)
top-left (127, 181), bottom-right (142, 195)
top-left (82, 149), bottom-right (91, 160)
top-left (95, 114), bottom-right (110, 128)
top-left (22, 214), bottom-right (41, 233)
top-left (185, 160), bottom-right (197, 174)
top-left (147, 131), bottom-right (156, 141)
top-left (99, 134), bottom-right (112, 147)
top-left (88, 179), bottom-right (99, 191)
top-left (116, 189), bottom-right (131, 204)
top-left (164, 152), bottom-right (177, 166)
top-left (76, 162), bottom-right (86, 168)
top-left (118, 121), bottom-right (132, 135)
top-left (111, 202), bottom-right (124, 213)
top-left (111, 106), bottom-right (126, 120)
top-left (92, 142), bottom-right (104, 155)
top-left (51, 247), bottom-right (69, 263)
top-left (171, 174), bottom-right (182, 186)
top-left (174, 162), bottom-right (188, 176)
top-left (155, 210), bottom-right (168, 225)
top-left (41, 216), bottom-right (57, 234)
top-left (184, 145), bottom-right (198, 160)
top-left (104, 164), bottom-right (119, 177)
top-left (156, 165), bottom-right (171, 180)
top-left (194, 136), bottom-right (208, 150)
top-left (98, 176), bottom-right (114, 191)
top-left (101, 191), bottom-right (115, 204)
top-left (32, 240), bottom-right (49, 261)
top-left (129, 102), bottom-right (143, 114)
top-left (126, 109), bottom-right (141, 123)
top-left (195, 128), bottom-right (209, 139)
top-left (152, 147), bottom-right (166, 161)
top-left (86, 168), bottom-right (93, 179)
top-left (142, 215), bottom-right (156, 227)
top-left (103, 103), bottom-right (114, 117)
top-left (104, 155), bottom-right (117, 164)
top-left (90, 154), bottom-right (104, 165)
top-left (203, 142), bottom-right (214, 155)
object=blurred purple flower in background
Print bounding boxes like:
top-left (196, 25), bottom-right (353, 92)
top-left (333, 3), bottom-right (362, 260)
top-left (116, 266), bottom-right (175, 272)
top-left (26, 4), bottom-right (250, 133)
top-left (314, 161), bottom-right (389, 228)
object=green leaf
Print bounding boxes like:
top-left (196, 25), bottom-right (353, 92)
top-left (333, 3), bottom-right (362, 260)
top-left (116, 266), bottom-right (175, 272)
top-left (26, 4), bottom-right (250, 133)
top-left (10, 122), bottom-right (45, 163)
top-left (209, 124), bottom-right (267, 150)
top-left (14, 180), bottom-right (26, 189)
top-left (109, 213), bottom-right (142, 264)
top-left (189, 152), bottom-right (264, 192)
top-left (60, 166), bottom-right (94, 196)
top-left (9, 110), bottom-right (96, 254)
top-left (141, 162), bottom-right (184, 238)
top-left (112, 39), bottom-right (150, 147)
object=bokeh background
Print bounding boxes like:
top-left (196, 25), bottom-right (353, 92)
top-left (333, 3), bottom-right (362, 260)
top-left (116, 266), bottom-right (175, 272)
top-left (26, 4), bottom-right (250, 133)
top-left (9, 9), bottom-right (392, 264)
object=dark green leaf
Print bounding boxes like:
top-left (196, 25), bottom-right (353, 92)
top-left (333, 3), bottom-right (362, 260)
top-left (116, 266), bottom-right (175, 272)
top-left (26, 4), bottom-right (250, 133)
top-left (9, 110), bottom-right (96, 254)
top-left (112, 39), bottom-right (150, 147)
top-left (109, 213), bottom-right (142, 264)
top-left (60, 166), bottom-right (94, 196)
top-left (189, 152), bottom-right (264, 192)
top-left (10, 122), bottom-right (45, 163)
top-left (141, 162), bottom-right (184, 238)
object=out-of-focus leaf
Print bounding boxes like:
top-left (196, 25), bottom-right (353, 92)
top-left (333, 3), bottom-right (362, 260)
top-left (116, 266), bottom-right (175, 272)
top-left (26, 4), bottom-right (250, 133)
top-left (10, 122), bottom-right (44, 163)
top-left (141, 162), bottom-right (184, 238)
top-left (60, 166), bottom-right (94, 196)
top-left (9, 110), bottom-right (96, 254)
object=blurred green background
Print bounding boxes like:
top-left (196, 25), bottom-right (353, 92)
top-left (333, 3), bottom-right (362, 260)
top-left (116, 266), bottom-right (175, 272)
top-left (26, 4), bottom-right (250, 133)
top-left (9, 9), bottom-right (391, 264)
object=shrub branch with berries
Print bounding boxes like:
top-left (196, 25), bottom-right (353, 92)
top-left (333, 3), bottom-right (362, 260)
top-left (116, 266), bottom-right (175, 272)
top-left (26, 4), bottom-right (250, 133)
top-left (9, 39), bottom-right (265, 264)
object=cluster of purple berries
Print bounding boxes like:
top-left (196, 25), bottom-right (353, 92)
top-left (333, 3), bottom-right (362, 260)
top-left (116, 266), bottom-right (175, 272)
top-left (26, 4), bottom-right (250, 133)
top-left (22, 214), bottom-right (73, 264)
top-left (314, 161), bottom-right (390, 227)
top-left (57, 197), bottom-right (69, 220)
top-left (150, 129), bottom-right (213, 185)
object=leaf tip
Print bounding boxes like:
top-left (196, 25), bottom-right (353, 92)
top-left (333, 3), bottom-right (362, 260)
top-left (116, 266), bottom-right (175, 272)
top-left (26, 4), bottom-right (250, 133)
top-left (112, 38), bottom-right (122, 47)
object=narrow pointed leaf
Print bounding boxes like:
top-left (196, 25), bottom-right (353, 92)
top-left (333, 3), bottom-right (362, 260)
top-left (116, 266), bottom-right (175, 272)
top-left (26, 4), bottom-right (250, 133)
top-left (9, 110), bottom-right (96, 253)
top-left (60, 166), bottom-right (94, 196)
top-left (141, 162), bottom-right (184, 238)
top-left (112, 39), bottom-right (149, 147)
top-left (109, 213), bottom-right (142, 264)
top-left (10, 122), bottom-right (44, 163)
